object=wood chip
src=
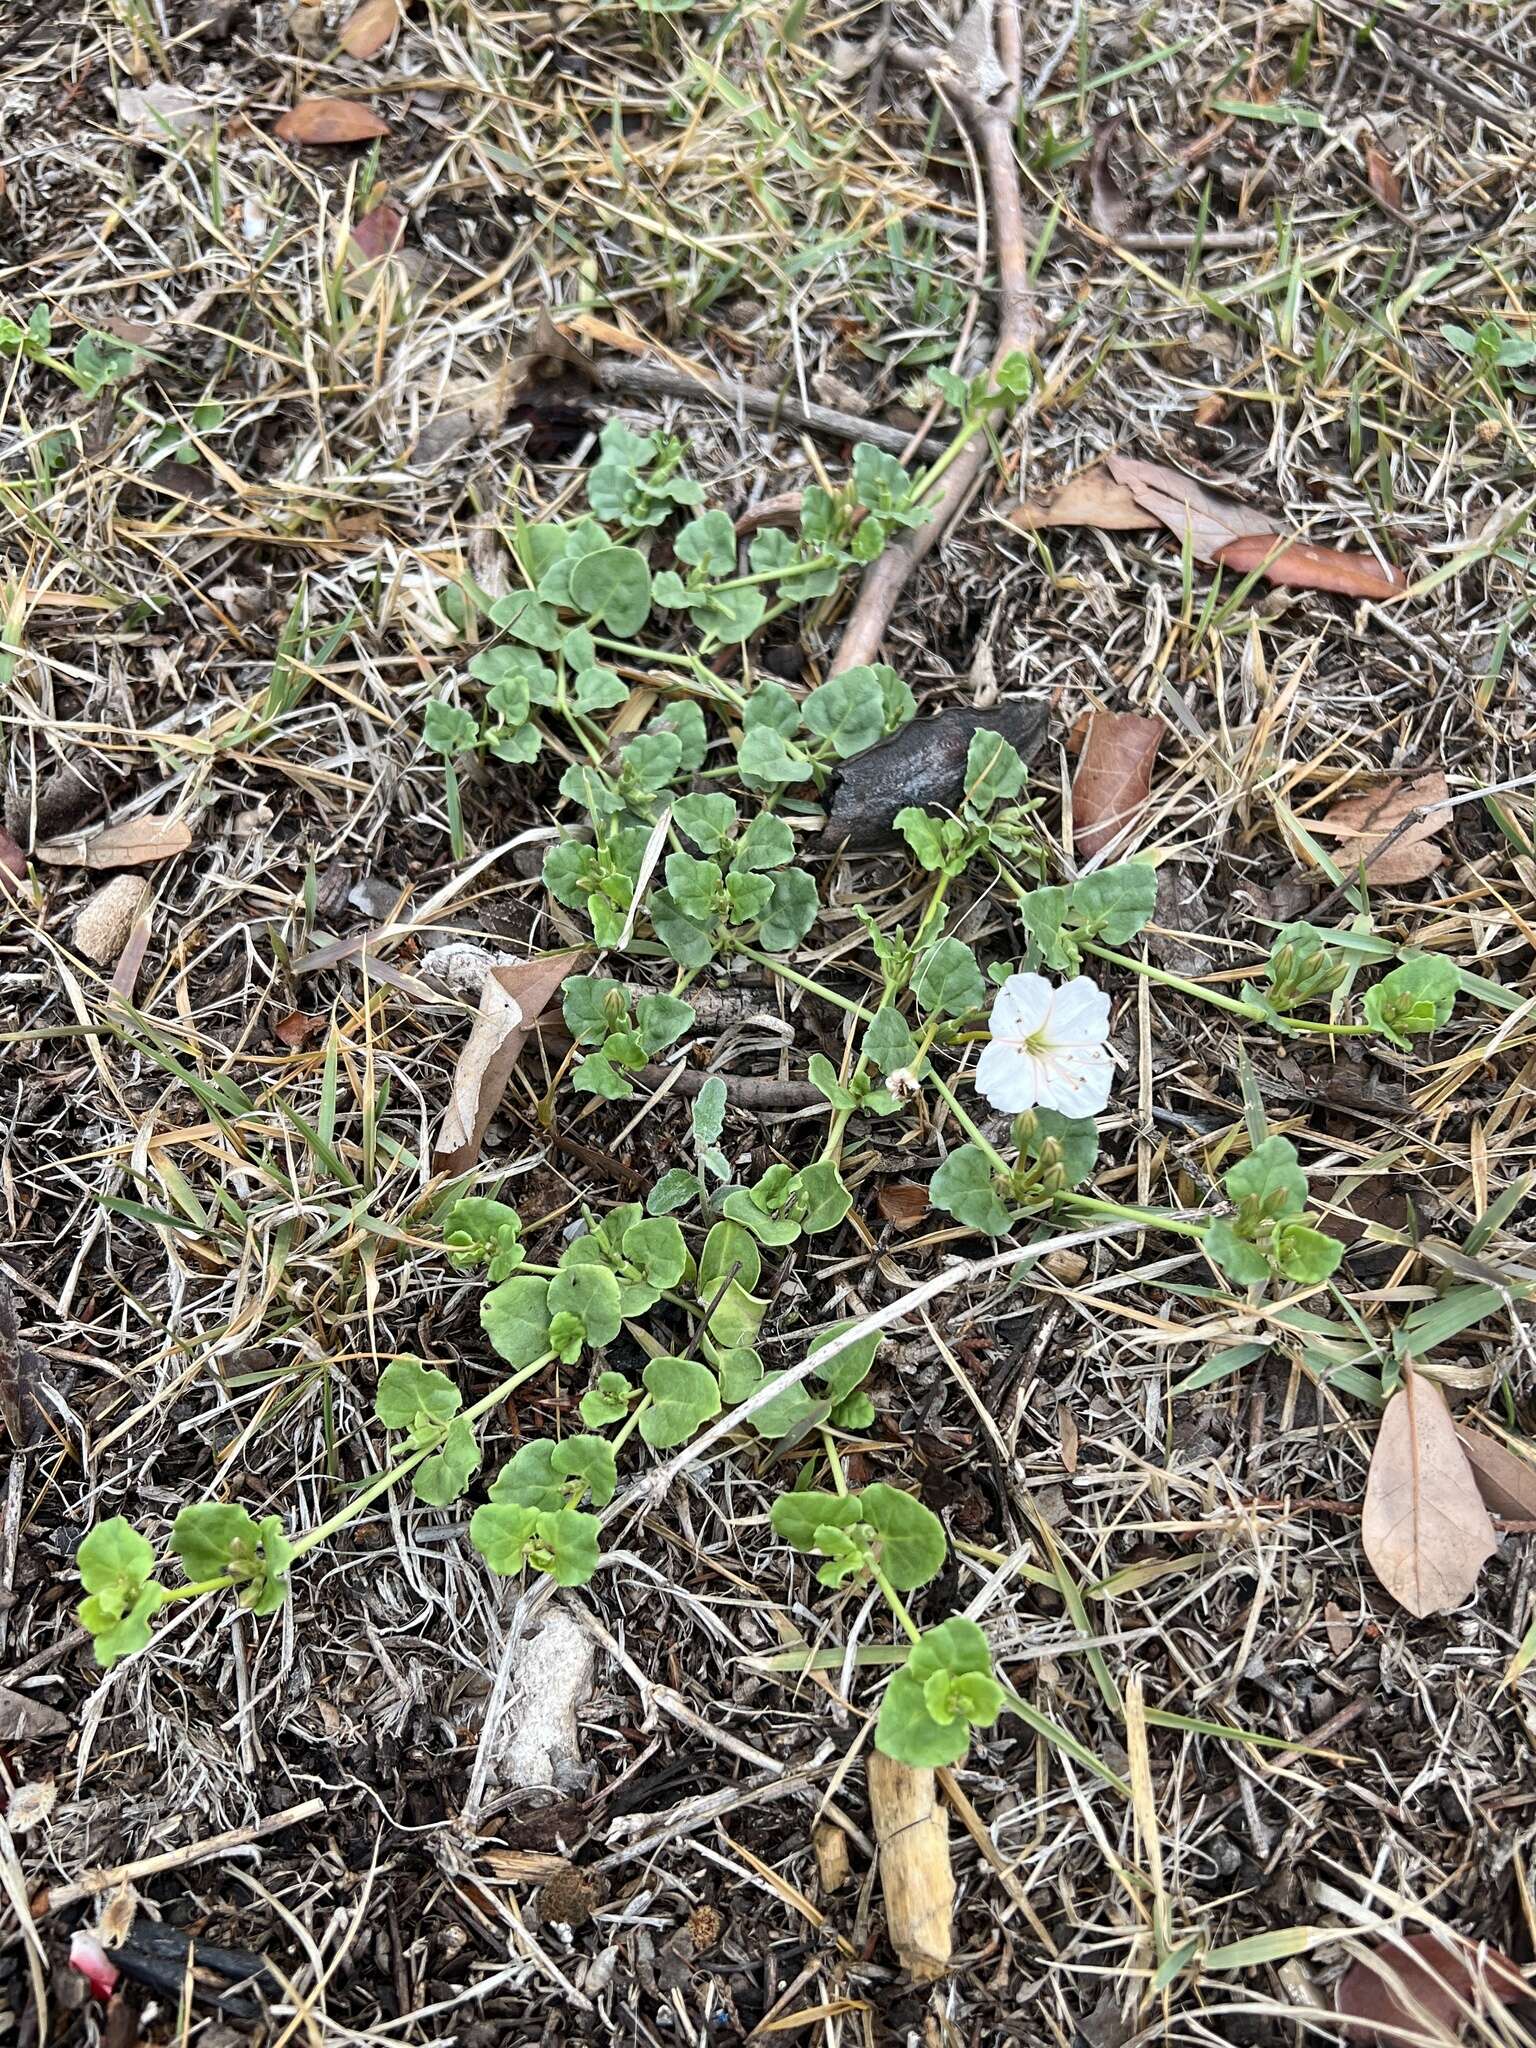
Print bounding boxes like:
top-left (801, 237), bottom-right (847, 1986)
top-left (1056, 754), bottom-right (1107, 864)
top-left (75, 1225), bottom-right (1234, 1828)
top-left (36, 815), bottom-right (193, 870)
top-left (1071, 710), bottom-right (1164, 859)
top-left (1361, 1366), bottom-right (1497, 1618)
top-left (433, 951), bottom-right (586, 1175)
top-left (868, 1753), bottom-right (953, 1982)
top-left (274, 98), bottom-right (390, 144)
top-left (812, 1821), bottom-right (852, 1893)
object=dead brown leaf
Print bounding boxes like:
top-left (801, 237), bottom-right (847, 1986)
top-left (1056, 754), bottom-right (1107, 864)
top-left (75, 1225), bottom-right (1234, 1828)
top-left (876, 1182), bottom-right (930, 1231)
top-left (1072, 711), bottom-right (1164, 859)
top-left (1335, 1930), bottom-right (1527, 2044)
top-left (1310, 772), bottom-right (1449, 884)
top-left (274, 98), bottom-right (390, 145)
top-left (350, 201), bottom-right (404, 263)
top-left (338, 0), bottom-right (399, 56)
top-left (274, 1010), bottom-right (328, 1050)
top-left (1216, 532), bottom-right (1407, 600)
top-left (1362, 139), bottom-right (1403, 212)
top-left (1086, 114), bottom-right (1135, 238)
top-left (0, 825), bottom-right (26, 895)
top-left (0, 1685), bottom-right (68, 1743)
top-left (1007, 467), bottom-right (1157, 534)
top-left (433, 951), bottom-right (587, 1175)
top-left (1361, 1366), bottom-right (1497, 1618)
top-left (36, 815), bottom-right (193, 870)
top-left (1104, 452), bottom-right (1275, 564)
top-left (1454, 1427), bottom-right (1536, 1520)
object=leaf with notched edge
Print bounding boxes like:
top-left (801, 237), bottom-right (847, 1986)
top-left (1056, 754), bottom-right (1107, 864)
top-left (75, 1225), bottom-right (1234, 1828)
top-left (1335, 1930), bottom-right (1527, 2044)
top-left (433, 951), bottom-right (587, 1175)
top-left (275, 99), bottom-right (390, 145)
top-left (1309, 772), bottom-right (1448, 885)
top-left (1361, 1366), bottom-right (1497, 1618)
top-left (1071, 711), bottom-right (1163, 859)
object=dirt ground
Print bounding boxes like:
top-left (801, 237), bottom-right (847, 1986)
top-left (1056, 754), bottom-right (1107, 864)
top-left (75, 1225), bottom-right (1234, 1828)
top-left (2, 0), bottom-right (1536, 2042)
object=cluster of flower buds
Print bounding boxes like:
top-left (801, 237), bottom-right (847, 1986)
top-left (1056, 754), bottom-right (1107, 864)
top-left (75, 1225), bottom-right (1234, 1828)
top-left (1267, 927), bottom-right (1349, 1010)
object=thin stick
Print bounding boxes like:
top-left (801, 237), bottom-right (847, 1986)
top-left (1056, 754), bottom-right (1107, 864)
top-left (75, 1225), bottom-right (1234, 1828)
top-left (832, 0), bottom-right (1034, 671)
top-left (594, 358), bottom-right (947, 463)
top-left (37, 1798), bottom-right (326, 1913)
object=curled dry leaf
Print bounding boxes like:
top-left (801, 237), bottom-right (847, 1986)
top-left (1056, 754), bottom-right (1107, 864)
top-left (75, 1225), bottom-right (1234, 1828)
top-left (274, 98), bottom-right (390, 145)
top-left (0, 825), bottom-right (25, 895)
top-left (433, 950), bottom-right (587, 1175)
top-left (1007, 467), bottom-right (1157, 534)
top-left (877, 1181), bottom-right (931, 1231)
top-left (36, 814), bottom-right (193, 870)
top-left (1216, 532), bottom-right (1407, 601)
top-left (274, 1010), bottom-right (329, 1050)
top-left (73, 875), bottom-right (148, 967)
top-left (1310, 771), bottom-right (1449, 885)
top-left (1072, 710), bottom-right (1164, 859)
top-left (1361, 1366), bottom-right (1497, 1618)
top-left (1454, 1427), bottom-right (1536, 1521)
top-left (1362, 139), bottom-right (1403, 212)
top-left (1086, 114), bottom-right (1135, 238)
top-left (338, 0), bottom-right (400, 57)
top-left (1335, 1930), bottom-right (1527, 2044)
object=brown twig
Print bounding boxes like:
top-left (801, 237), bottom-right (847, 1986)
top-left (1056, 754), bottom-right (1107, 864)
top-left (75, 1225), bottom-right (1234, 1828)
top-left (832, 0), bottom-right (1035, 671)
top-left (594, 358), bottom-right (947, 463)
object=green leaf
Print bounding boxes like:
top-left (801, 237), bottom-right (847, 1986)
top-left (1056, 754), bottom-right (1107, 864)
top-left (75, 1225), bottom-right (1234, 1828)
top-left (803, 668), bottom-right (887, 758)
top-left (568, 546), bottom-right (652, 635)
top-left (1363, 955), bottom-right (1460, 1049)
top-left (715, 1345), bottom-right (764, 1401)
top-left (423, 700), bottom-right (477, 757)
top-left (755, 870), bottom-right (819, 951)
top-left (693, 1075), bottom-right (728, 1149)
top-left (647, 1167), bottom-right (702, 1213)
top-left (169, 1503), bottom-right (255, 1582)
top-left (851, 443), bottom-right (924, 524)
top-left (414, 1417), bottom-right (482, 1506)
top-left (73, 331), bottom-right (139, 397)
top-left (733, 810), bottom-right (794, 872)
top-left (663, 851), bottom-right (724, 925)
top-left (742, 680), bottom-right (801, 736)
top-left (1273, 1221), bottom-right (1345, 1285)
top-left (931, 1145), bottom-right (1013, 1236)
top-left (563, 975), bottom-right (628, 1046)
top-left (858, 1483), bottom-right (947, 1589)
top-left (533, 1507), bottom-right (603, 1585)
top-left (962, 729), bottom-right (1026, 813)
top-left (635, 993), bottom-right (695, 1055)
top-left (738, 724), bottom-right (813, 788)
top-left (468, 1500), bottom-right (541, 1571)
top-left (724, 1168), bottom-right (802, 1246)
top-left (649, 891), bottom-right (717, 968)
top-left (893, 806), bottom-right (974, 877)
top-left (480, 1274), bottom-right (553, 1367)
top-left (673, 793), bottom-right (739, 855)
top-left (876, 1617), bottom-right (998, 1766)
top-left (488, 587), bottom-right (564, 649)
top-left (489, 1440), bottom-right (563, 1512)
top-left (770, 1491), bottom-right (862, 1553)
top-left (808, 1321), bottom-right (882, 1405)
top-left (1069, 862), bottom-right (1158, 943)
top-left (674, 508), bottom-right (737, 575)
top-left (702, 1279), bottom-right (767, 1354)
top-left (724, 869), bottom-right (775, 922)
top-left (547, 1263), bottom-right (623, 1353)
top-left (551, 1434), bottom-right (618, 1508)
top-left (1017, 884), bottom-right (1078, 971)
top-left (798, 1160), bottom-right (851, 1233)
top-left (692, 582), bottom-right (766, 645)
top-left (700, 1219), bottom-right (761, 1295)
top-left (580, 1371), bottom-right (636, 1428)
top-left (639, 1355), bottom-right (722, 1448)
top-left (573, 664), bottom-right (629, 711)
top-left (80, 1582), bottom-right (167, 1667)
top-left (809, 1053), bottom-right (858, 1110)
top-left (1204, 1217), bottom-right (1273, 1287)
top-left (863, 1004), bottom-right (917, 1077)
top-left (1226, 1135), bottom-right (1309, 1217)
top-left (1013, 1107), bottom-right (1099, 1190)
top-left (830, 1390), bottom-right (876, 1430)
top-left (911, 938), bottom-right (985, 1018)
top-left (78, 1517), bottom-right (156, 1600)
top-left (375, 1355), bottom-right (460, 1432)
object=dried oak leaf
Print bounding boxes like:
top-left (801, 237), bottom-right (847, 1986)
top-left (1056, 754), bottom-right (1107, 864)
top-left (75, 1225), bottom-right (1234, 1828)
top-left (275, 98), bottom-right (390, 145)
top-left (1336, 1930), bottom-right (1527, 2044)
top-left (1309, 771), bottom-right (1448, 885)
top-left (36, 814), bottom-right (193, 869)
top-left (433, 951), bottom-right (587, 1175)
top-left (1361, 1366), bottom-right (1497, 1618)
top-left (1072, 710), bottom-right (1164, 859)
top-left (1454, 1427), bottom-right (1536, 1521)
top-left (338, 0), bottom-right (400, 56)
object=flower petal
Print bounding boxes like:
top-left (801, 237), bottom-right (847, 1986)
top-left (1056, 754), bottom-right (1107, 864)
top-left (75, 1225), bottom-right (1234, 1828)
top-left (986, 972), bottom-right (1051, 1048)
top-left (1033, 1047), bottom-right (1114, 1118)
top-left (975, 1040), bottom-right (1041, 1113)
top-left (1046, 975), bottom-right (1111, 1044)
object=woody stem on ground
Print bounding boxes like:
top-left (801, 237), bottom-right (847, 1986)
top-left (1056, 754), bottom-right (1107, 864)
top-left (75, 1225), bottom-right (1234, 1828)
top-left (830, 0), bottom-right (1034, 672)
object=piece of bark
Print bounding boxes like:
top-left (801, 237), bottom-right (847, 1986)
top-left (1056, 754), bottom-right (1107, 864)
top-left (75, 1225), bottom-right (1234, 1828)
top-left (822, 701), bottom-right (1048, 849)
top-left (868, 1752), bottom-right (954, 1982)
top-left (812, 1821), bottom-right (852, 1893)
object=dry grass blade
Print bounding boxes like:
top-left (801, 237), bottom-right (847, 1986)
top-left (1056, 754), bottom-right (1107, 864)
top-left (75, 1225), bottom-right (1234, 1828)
top-left (1072, 711), bottom-right (1164, 858)
top-left (433, 952), bottom-right (586, 1175)
top-left (1361, 1367), bottom-right (1498, 1618)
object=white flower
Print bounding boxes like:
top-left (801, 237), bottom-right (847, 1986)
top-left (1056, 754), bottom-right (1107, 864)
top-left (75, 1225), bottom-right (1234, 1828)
top-left (974, 973), bottom-right (1113, 1118)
